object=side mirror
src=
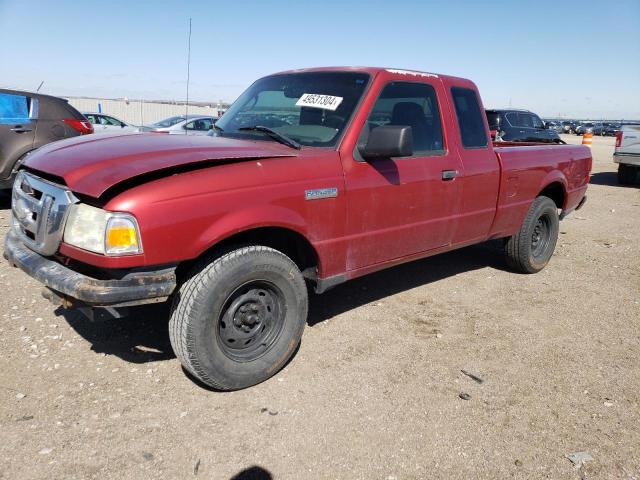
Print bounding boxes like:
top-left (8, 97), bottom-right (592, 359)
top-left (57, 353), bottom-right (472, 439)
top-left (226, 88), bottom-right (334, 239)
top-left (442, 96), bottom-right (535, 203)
top-left (360, 125), bottom-right (413, 160)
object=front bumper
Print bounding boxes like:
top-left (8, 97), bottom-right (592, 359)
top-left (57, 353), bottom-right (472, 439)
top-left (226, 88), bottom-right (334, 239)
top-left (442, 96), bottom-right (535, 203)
top-left (4, 230), bottom-right (176, 307)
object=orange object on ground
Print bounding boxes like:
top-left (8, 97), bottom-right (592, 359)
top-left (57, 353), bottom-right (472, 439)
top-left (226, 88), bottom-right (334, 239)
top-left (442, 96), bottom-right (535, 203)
top-left (582, 132), bottom-right (593, 147)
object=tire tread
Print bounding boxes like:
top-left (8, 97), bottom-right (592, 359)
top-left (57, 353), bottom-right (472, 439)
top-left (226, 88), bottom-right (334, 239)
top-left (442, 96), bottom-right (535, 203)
top-left (168, 246), bottom-right (303, 390)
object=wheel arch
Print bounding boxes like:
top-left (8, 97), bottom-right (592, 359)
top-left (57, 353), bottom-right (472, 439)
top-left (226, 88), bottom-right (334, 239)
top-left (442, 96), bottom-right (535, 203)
top-left (537, 176), bottom-right (567, 210)
top-left (177, 224), bottom-right (320, 285)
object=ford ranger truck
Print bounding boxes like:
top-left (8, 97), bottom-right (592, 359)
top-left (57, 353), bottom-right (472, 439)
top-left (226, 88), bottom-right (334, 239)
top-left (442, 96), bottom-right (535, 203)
top-left (4, 67), bottom-right (591, 390)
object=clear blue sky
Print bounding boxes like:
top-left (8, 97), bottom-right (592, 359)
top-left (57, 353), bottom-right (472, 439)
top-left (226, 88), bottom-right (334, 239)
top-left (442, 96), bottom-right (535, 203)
top-left (1, 0), bottom-right (639, 119)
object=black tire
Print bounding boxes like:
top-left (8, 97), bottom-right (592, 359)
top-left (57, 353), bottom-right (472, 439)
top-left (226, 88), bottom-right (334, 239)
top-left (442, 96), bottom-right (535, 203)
top-left (169, 246), bottom-right (308, 390)
top-left (618, 164), bottom-right (629, 184)
top-left (618, 164), bottom-right (640, 185)
top-left (504, 196), bottom-right (559, 274)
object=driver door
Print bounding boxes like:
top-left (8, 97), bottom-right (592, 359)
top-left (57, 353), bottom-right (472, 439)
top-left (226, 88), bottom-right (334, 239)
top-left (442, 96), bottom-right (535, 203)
top-left (342, 81), bottom-right (462, 270)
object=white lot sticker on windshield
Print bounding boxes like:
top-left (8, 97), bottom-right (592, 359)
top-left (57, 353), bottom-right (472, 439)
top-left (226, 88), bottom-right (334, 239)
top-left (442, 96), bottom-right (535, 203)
top-left (296, 93), bottom-right (343, 111)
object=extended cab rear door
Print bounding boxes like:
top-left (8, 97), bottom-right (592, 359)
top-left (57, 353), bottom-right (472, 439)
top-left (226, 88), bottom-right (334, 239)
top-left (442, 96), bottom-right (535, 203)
top-left (448, 84), bottom-right (500, 244)
top-left (340, 72), bottom-right (463, 270)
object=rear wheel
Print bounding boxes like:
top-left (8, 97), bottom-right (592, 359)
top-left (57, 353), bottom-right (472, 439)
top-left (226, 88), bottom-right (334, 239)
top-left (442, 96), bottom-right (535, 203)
top-left (504, 196), bottom-right (559, 274)
top-left (618, 164), bottom-right (640, 185)
top-left (169, 246), bottom-right (308, 390)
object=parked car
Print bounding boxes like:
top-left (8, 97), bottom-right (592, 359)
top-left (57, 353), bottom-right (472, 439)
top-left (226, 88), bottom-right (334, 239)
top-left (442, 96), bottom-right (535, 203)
top-left (591, 123), bottom-right (606, 135)
top-left (485, 109), bottom-right (562, 143)
top-left (5, 67), bottom-right (591, 390)
top-left (142, 115), bottom-right (217, 135)
top-left (544, 121), bottom-right (563, 134)
top-left (561, 121), bottom-right (577, 134)
top-left (614, 124), bottom-right (640, 184)
top-left (83, 112), bottom-right (139, 134)
top-left (602, 123), bottom-right (621, 137)
top-left (0, 89), bottom-right (92, 189)
top-left (575, 122), bottom-right (592, 135)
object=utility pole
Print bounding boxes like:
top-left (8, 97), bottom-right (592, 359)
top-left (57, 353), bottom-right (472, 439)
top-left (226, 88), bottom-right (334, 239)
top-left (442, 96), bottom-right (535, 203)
top-left (185, 18), bottom-right (192, 133)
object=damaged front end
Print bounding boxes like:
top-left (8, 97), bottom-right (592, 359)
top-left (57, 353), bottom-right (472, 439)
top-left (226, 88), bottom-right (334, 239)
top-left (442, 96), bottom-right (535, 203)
top-left (4, 171), bottom-right (176, 319)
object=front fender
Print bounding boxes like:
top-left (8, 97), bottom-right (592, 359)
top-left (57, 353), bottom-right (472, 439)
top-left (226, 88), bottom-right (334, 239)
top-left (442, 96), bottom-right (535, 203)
top-left (194, 204), bottom-right (310, 257)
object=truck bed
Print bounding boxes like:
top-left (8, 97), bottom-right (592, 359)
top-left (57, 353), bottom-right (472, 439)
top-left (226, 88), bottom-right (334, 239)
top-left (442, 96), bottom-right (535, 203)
top-left (489, 142), bottom-right (591, 238)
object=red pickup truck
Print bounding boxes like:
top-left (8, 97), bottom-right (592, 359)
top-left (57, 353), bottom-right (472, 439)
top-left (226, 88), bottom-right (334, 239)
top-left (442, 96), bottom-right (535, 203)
top-left (5, 67), bottom-right (590, 390)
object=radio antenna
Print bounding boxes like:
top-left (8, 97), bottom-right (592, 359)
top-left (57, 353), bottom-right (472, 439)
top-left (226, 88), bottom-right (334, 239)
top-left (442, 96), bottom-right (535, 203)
top-left (185, 17), bottom-right (192, 133)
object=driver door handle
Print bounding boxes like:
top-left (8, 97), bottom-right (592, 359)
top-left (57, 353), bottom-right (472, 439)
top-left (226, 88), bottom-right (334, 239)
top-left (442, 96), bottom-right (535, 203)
top-left (10, 126), bottom-right (33, 133)
top-left (442, 170), bottom-right (459, 181)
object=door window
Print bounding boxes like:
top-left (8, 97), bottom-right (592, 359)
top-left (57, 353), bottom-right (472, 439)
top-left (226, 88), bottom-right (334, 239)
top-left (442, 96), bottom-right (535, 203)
top-left (451, 87), bottom-right (488, 148)
top-left (85, 114), bottom-right (98, 124)
top-left (531, 114), bottom-right (544, 129)
top-left (506, 112), bottom-right (535, 128)
top-left (362, 81), bottom-right (444, 155)
top-left (0, 93), bottom-right (31, 124)
top-left (100, 115), bottom-right (123, 126)
top-left (185, 118), bottom-right (212, 131)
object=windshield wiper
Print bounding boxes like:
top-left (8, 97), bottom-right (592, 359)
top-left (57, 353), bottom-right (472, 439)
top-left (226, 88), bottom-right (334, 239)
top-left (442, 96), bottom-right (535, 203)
top-left (238, 125), bottom-right (301, 150)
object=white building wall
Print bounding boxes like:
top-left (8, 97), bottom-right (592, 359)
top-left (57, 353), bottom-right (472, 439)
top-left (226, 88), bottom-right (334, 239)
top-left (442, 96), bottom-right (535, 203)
top-left (65, 97), bottom-right (221, 126)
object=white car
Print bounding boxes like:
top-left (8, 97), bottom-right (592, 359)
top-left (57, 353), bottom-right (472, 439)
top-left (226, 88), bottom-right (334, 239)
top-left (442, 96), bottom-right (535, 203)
top-left (83, 113), bottom-right (140, 135)
top-left (142, 115), bottom-right (217, 135)
top-left (614, 125), bottom-right (640, 185)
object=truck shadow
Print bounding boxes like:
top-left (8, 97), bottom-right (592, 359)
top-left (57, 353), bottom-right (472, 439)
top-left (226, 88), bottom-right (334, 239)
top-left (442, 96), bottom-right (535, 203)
top-left (55, 302), bottom-right (175, 363)
top-left (307, 242), bottom-right (507, 325)
top-left (590, 172), bottom-right (639, 188)
top-left (0, 192), bottom-right (11, 210)
top-left (55, 242), bottom-right (508, 365)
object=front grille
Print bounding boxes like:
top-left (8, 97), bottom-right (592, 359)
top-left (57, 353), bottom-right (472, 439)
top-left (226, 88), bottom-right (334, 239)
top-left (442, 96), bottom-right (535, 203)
top-left (11, 171), bottom-right (78, 256)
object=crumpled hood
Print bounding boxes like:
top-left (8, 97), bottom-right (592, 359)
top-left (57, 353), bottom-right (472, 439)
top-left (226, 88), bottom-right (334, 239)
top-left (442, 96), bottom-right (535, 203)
top-left (24, 133), bottom-right (298, 198)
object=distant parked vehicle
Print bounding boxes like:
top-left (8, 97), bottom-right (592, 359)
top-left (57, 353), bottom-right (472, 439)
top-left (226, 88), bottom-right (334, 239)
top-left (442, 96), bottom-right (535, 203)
top-left (142, 115), bottom-right (217, 135)
top-left (602, 123), bottom-right (621, 137)
top-left (544, 121), bottom-right (563, 133)
top-left (485, 109), bottom-right (562, 143)
top-left (561, 121), bottom-right (577, 134)
top-left (591, 123), bottom-right (606, 135)
top-left (575, 123), bottom-right (593, 135)
top-left (614, 125), bottom-right (640, 184)
top-left (0, 88), bottom-right (92, 189)
top-left (83, 112), bottom-right (139, 134)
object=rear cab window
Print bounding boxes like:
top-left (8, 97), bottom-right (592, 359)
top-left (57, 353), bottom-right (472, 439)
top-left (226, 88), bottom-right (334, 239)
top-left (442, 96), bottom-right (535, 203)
top-left (359, 81), bottom-right (445, 156)
top-left (451, 87), bottom-right (488, 148)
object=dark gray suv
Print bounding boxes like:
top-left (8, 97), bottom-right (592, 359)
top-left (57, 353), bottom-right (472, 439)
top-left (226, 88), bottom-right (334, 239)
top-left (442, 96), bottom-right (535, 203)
top-left (485, 109), bottom-right (562, 143)
top-left (0, 89), bottom-right (93, 189)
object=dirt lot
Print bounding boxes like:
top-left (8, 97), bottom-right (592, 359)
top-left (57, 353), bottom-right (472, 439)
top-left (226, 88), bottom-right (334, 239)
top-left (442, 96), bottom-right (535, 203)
top-left (0, 134), bottom-right (638, 480)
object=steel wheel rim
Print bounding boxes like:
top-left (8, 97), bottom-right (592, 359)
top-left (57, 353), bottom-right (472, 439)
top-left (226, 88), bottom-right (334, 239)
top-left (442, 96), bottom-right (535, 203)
top-left (217, 280), bottom-right (286, 361)
top-left (531, 214), bottom-right (551, 260)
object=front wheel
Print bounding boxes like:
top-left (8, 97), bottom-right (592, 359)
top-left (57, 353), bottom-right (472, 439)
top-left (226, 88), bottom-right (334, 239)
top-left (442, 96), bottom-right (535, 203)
top-left (504, 196), bottom-right (559, 273)
top-left (169, 246), bottom-right (308, 390)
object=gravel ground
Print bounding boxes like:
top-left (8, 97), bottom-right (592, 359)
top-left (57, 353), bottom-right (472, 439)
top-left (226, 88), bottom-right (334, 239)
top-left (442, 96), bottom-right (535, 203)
top-left (0, 134), bottom-right (638, 480)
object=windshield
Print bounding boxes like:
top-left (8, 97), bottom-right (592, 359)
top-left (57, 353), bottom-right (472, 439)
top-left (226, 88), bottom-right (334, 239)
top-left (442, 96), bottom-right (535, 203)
top-left (152, 116), bottom-right (185, 127)
top-left (214, 71), bottom-right (370, 148)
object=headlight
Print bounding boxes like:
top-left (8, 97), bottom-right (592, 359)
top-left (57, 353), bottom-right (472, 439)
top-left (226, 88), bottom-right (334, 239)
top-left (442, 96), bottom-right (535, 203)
top-left (63, 204), bottom-right (143, 256)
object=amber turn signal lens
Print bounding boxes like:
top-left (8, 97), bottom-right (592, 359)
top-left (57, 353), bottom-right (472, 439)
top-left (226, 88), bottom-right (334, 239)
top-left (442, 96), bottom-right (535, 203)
top-left (105, 217), bottom-right (142, 255)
